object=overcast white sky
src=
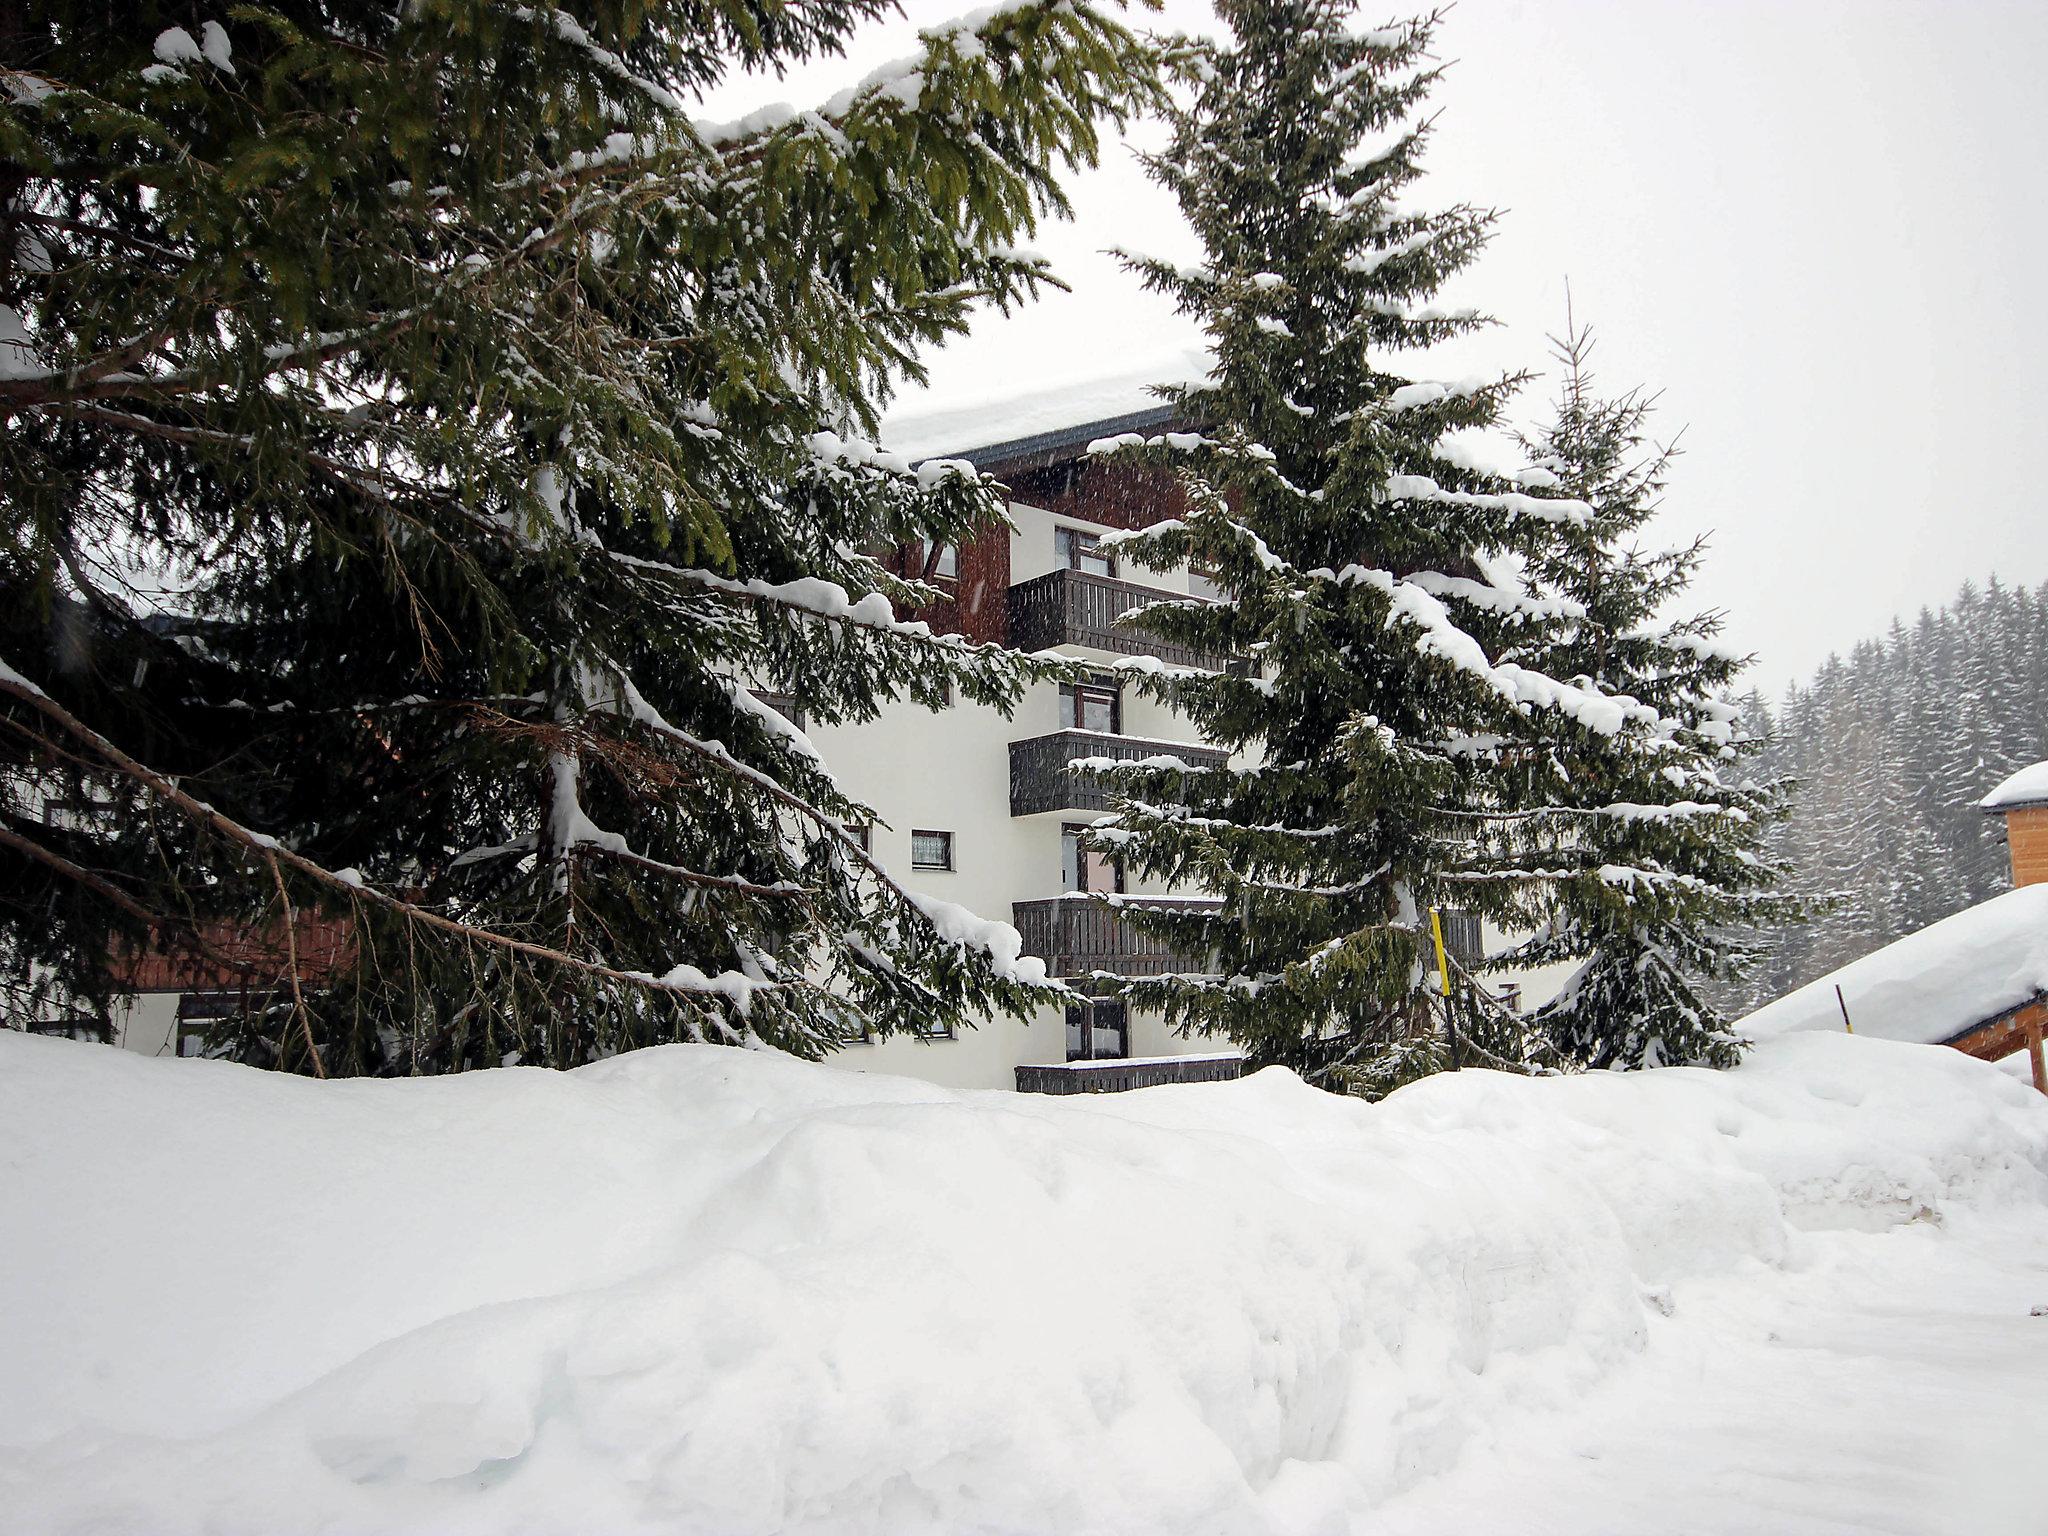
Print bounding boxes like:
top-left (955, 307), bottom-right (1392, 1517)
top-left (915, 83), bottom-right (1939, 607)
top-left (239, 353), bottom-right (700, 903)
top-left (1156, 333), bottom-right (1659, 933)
top-left (702, 1), bottom-right (2048, 692)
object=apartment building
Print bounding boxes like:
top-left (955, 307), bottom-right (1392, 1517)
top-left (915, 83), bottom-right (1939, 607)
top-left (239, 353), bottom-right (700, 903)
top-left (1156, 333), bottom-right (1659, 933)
top-left (810, 391), bottom-right (1249, 1090)
top-left (103, 373), bottom-right (1556, 1084)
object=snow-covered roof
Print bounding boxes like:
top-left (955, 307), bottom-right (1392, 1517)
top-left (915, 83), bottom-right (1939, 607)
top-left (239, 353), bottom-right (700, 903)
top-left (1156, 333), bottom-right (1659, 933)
top-left (1980, 760), bottom-right (2048, 812)
top-left (880, 346), bottom-right (1212, 464)
top-left (1741, 883), bottom-right (2048, 1047)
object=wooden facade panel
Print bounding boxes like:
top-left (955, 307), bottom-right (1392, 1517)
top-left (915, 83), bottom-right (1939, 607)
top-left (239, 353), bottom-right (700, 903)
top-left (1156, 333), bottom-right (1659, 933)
top-left (2006, 806), bottom-right (2048, 888)
top-left (885, 516), bottom-right (1012, 645)
top-left (111, 913), bottom-right (354, 993)
top-left (997, 460), bottom-right (1192, 531)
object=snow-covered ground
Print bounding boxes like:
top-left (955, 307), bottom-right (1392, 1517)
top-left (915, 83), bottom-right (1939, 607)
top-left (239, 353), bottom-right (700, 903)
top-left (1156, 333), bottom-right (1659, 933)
top-left (2, 1029), bottom-right (2044, 1535)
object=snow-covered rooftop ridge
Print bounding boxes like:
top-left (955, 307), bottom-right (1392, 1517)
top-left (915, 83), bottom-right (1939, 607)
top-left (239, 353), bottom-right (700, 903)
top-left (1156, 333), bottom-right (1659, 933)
top-left (1980, 760), bottom-right (2048, 811)
top-left (1740, 883), bottom-right (2048, 1047)
top-left (879, 345), bottom-right (1214, 463)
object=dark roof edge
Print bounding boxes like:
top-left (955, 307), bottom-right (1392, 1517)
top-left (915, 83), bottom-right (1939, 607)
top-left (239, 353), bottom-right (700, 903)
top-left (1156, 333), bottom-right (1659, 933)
top-left (941, 404), bottom-right (1178, 471)
top-left (1938, 988), bottom-right (2048, 1046)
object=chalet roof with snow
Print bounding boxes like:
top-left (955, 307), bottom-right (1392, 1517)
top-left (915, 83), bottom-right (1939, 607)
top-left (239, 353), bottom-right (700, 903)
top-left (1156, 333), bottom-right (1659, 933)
top-left (1981, 760), bottom-right (2048, 812)
top-left (880, 349), bottom-right (1211, 467)
top-left (1740, 883), bottom-right (2048, 1050)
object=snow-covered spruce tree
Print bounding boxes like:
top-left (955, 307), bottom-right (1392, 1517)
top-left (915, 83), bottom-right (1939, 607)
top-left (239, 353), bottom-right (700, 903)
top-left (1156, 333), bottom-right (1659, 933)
top-left (0, 0), bottom-right (1152, 1070)
top-left (1500, 322), bottom-right (1797, 1070)
top-left (1080, 4), bottom-right (1664, 1095)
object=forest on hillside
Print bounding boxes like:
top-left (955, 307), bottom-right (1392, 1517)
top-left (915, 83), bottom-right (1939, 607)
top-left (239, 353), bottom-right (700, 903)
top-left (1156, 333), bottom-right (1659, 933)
top-left (1722, 575), bottom-right (2048, 1016)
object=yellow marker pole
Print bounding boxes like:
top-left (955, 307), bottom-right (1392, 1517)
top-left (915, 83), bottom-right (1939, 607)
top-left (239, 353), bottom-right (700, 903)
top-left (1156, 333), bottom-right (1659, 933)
top-left (1430, 907), bottom-right (1463, 1070)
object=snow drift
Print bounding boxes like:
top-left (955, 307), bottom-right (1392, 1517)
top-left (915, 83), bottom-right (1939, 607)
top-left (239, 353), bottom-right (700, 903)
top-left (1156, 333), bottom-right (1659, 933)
top-left (2, 1030), bottom-right (2045, 1534)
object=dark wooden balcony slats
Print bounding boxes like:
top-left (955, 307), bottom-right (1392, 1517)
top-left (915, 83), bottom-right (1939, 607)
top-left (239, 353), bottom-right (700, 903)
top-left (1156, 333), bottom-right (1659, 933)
top-left (1438, 909), bottom-right (1485, 968)
top-left (1014, 1056), bottom-right (1244, 1095)
top-left (1005, 568), bottom-right (1235, 672)
top-left (1011, 896), bottom-right (1217, 979)
top-left (1008, 729), bottom-right (1229, 817)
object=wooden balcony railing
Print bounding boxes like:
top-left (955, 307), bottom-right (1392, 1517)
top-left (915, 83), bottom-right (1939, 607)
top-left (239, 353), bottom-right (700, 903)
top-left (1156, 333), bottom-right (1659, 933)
top-left (1015, 1053), bottom-right (1245, 1095)
top-left (1011, 895), bottom-right (1220, 979)
top-left (1006, 568), bottom-right (1235, 671)
top-left (1008, 729), bottom-right (1228, 817)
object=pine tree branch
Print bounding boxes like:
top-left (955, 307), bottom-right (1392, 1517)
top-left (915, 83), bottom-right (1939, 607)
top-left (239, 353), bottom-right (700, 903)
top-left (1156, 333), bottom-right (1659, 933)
top-left (265, 849), bottom-right (326, 1079)
top-left (0, 667), bottom-right (814, 1011)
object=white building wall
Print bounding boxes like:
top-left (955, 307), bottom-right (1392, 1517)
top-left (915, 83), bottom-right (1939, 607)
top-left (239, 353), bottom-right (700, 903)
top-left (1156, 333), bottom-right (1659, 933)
top-left (810, 499), bottom-right (1229, 1089)
top-left (111, 993), bottom-right (182, 1058)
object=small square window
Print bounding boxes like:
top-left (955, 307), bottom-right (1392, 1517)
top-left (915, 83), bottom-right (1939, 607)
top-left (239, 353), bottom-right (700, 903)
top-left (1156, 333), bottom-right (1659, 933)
top-left (846, 820), bottom-right (871, 853)
top-left (929, 542), bottom-right (959, 580)
top-left (910, 830), bottom-right (954, 870)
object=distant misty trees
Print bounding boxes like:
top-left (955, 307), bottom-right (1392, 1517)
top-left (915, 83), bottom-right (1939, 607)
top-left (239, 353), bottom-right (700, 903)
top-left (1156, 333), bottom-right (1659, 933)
top-left (1724, 576), bottom-right (2048, 1015)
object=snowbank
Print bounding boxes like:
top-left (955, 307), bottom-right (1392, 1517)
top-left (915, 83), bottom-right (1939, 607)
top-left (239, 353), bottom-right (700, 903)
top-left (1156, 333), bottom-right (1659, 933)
top-left (1, 1030), bottom-right (2044, 1534)
top-left (1740, 883), bottom-right (2048, 1046)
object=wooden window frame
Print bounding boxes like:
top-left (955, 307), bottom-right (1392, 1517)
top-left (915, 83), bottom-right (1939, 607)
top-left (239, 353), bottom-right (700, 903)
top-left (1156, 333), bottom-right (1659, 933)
top-left (1059, 674), bottom-right (1122, 735)
top-left (1064, 997), bottom-right (1130, 1062)
top-left (1062, 822), bottom-right (1125, 894)
top-left (1056, 526), bottom-right (1116, 578)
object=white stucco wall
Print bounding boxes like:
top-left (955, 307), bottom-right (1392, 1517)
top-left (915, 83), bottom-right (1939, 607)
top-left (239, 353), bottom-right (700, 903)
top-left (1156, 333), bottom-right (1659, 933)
top-left (808, 500), bottom-right (1228, 1090)
top-left (111, 993), bottom-right (182, 1059)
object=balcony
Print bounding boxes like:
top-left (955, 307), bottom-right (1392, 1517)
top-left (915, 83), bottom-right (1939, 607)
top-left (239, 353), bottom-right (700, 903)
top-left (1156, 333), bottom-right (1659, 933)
top-left (1012, 894), bottom-right (1221, 979)
top-left (1015, 1054), bottom-right (1245, 1095)
top-left (1006, 568), bottom-right (1235, 672)
top-left (1009, 729), bottom-right (1229, 817)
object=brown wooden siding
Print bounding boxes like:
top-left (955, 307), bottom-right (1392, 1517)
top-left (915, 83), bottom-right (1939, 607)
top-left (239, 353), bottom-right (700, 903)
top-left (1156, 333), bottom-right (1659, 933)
top-left (996, 459), bottom-right (1191, 531)
top-left (2007, 805), bottom-right (2048, 888)
top-left (884, 517), bottom-right (1011, 644)
top-left (110, 913), bottom-right (354, 993)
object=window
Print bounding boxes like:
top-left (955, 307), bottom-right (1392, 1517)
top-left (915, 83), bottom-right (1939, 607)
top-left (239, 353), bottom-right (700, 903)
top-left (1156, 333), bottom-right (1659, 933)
top-left (1056, 526), bottom-right (1115, 578)
top-left (918, 541), bottom-right (958, 581)
top-left (1062, 823), bottom-right (1124, 894)
top-left (1496, 983), bottom-right (1523, 1015)
top-left (914, 1016), bottom-right (957, 1041)
top-left (846, 821), bottom-right (871, 853)
top-left (910, 829), bottom-right (954, 870)
top-left (750, 690), bottom-right (805, 730)
top-left (1059, 674), bottom-right (1121, 734)
top-left (1065, 998), bottom-right (1128, 1061)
